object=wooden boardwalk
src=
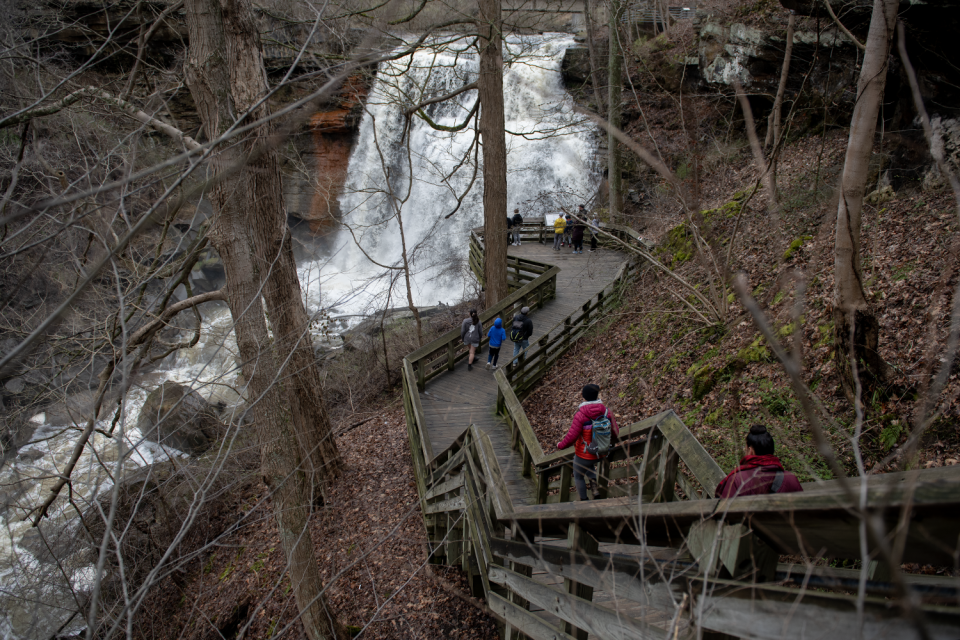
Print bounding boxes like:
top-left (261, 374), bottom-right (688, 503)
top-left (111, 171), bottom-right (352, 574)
top-left (419, 242), bottom-right (627, 507)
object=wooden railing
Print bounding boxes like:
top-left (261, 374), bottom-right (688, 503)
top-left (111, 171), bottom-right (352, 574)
top-left (469, 226), bottom-right (555, 292)
top-left (406, 253), bottom-right (557, 395)
top-left (401, 228), bottom-right (960, 639)
top-left (503, 258), bottom-right (639, 401)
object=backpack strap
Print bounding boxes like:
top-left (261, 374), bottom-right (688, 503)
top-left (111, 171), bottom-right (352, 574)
top-left (770, 470), bottom-right (784, 494)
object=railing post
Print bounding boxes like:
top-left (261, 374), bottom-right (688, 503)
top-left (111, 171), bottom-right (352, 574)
top-left (504, 526), bottom-right (532, 640)
top-left (536, 469), bottom-right (549, 504)
top-left (641, 429), bottom-right (665, 501)
top-left (655, 442), bottom-right (679, 502)
top-left (563, 523), bottom-right (598, 640)
top-left (447, 341), bottom-right (455, 372)
top-left (445, 511), bottom-right (462, 565)
top-left (597, 458), bottom-right (610, 499)
top-left (521, 446), bottom-right (531, 477)
top-left (417, 359), bottom-right (425, 392)
top-left (559, 463), bottom-right (572, 503)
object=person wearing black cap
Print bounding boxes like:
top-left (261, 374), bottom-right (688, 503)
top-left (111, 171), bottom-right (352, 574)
top-left (509, 306), bottom-right (534, 368)
top-left (715, 425), bottom-right (803, 498)
top-left (557, 384), bottom-right (620, 500)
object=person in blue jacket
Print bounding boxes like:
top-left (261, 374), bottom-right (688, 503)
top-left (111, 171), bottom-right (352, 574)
top-left (486, 317), bottom-right (507, 371)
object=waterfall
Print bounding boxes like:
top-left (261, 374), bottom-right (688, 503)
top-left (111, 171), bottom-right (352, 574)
top-left (301, 33), bottom-right (600, 317)
top-left (0, 33), bottom-right (597, 639)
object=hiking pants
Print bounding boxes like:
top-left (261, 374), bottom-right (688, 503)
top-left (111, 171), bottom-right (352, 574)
top-left (487, 346), bottom-right (501, 366)
top-left (573, 455), bottom-right (599, 501)
top-left (512, 339), bottom-right (529, 367)
top-left (573, 237), bottom-right (583, 252)
top-left (553, 234), bottom-right (562, 250)
top-left (590, 234), bottom-right (597, 250)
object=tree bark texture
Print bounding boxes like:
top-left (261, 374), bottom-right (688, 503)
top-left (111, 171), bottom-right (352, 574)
top-left (607, 0), bottom-right (624, 222)
top-left (833, 0), bottom-right (899, 402)
top-left (218, 0), bottom-right (343, 490)
top-left (478, 0), bottom-right (508, 306)
top-left (183, 1), bottom-right (343, 638)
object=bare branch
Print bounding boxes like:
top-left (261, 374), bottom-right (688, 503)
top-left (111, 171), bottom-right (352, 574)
top-left (403, 81), bottom-right (477, 116)
top-left (824, 0), bottom-right (866, 50)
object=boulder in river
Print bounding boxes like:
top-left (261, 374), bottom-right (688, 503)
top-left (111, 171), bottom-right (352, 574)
top-left (136, 382), bottom-right (225, 456)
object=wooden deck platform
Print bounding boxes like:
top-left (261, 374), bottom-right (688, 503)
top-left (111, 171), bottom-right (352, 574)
top-left (419, 242), bottom-right (627, 507)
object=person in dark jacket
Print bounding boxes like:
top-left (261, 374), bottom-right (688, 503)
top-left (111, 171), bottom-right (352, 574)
top-left (571, 218), bottom-right (585, 254)
top-left (460, 309), bottom-right (483, 370)
top-left (512, 209), bottom-right (523, 246)
top-left (716, 425), bottom-right (803, 498)
top-left (557, 384), bottom-right (620, 500)
top-left (506, 215), bottom-right (514, 245)
top-left (509, 306), bottom-right (534, 368)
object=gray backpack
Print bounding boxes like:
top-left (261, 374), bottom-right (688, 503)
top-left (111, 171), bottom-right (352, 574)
top-left (585, 410), bottom-right (612, 458)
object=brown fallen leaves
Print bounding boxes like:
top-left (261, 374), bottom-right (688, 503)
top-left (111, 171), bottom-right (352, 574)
top-left (134, 402), bottom-right (498, 639)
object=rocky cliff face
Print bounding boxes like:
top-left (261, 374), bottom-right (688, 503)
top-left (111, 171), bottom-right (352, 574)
top-left (697, 2), bottom-right (960, 188)
top-left (33, 0), bottom-right (370, 233)
top-left (285, 74), bottom-right (371, 233)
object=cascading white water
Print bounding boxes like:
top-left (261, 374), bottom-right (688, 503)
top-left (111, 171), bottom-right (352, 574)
top-left (0, 33), bottom-right (597, 638)
top-left (301, 32), bottom-right (600, 316)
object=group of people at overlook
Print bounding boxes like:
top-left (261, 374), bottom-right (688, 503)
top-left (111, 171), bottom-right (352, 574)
top-left (465, 202), bottom-right (803, 502)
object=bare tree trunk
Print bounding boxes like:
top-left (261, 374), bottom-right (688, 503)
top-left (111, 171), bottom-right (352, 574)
top-left (183, 1), bottom-right (343, 638)
top-left (225, 9), bottom-right (343, 491)
top-left (608, 0), bottom-right (624, 223)
top-left (396, 207), bottom-right (424, 344)
top-left (478, 0), bottom-right (508, 306)
top-left (833, 0), bottom-right (899, 403)
top-left (584, 0), bottom-right (605, 118)
top-left (766, 12), bottom-right (796, 151)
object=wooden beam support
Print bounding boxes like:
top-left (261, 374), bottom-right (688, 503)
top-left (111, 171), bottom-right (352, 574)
top-left (488, 565), bottom-right (675, 640)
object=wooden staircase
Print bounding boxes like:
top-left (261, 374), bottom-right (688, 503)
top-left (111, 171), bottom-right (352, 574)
top-left (401, 225), bottom-right (960, 639)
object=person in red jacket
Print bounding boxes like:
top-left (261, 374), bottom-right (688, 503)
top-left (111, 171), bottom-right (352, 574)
top-left (716, 425), bottom-right (803, 498)
top-left (557, 384), bottom-right (620, 500)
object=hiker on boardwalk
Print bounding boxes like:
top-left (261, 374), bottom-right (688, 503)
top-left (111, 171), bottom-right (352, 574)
top-left (571, 217), bottom-right (585, 254)
top-left (506, 214), bottom-right (514, 245)
top-left (512, 209), bottom-right (523, 246)
top-left (715, 425), bottom-right (803, 498)
top-left (486, 317), bottom-right (507, 371)
top-left (553, 213), bottom-right (566, 251)
top-left (587, 207), bottom-right (600, 251)
top-left (562, 213), bottom-right (573, 247)
top-left (557, 384), bottom-right (620, 500)
top-left (460, 309), bottom-right (483, 371)
top-left (509, 306), bottom-right (533, 368)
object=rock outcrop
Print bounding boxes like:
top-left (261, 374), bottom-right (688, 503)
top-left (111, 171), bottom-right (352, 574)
top-left (136, 382), bottom-right (225, 455)
top-left (285, 73), bottom-right (372, 232)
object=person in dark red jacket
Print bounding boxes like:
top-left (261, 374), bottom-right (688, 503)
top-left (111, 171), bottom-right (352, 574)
top-left (557, 384), bottom-right (620, 500)
top-left (716, 425), bottom-right (803, 498)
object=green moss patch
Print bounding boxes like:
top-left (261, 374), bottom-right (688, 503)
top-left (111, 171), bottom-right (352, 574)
top-left (783, 235), bottom-right (813, 260)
